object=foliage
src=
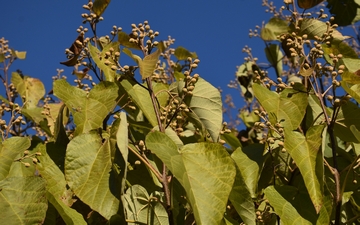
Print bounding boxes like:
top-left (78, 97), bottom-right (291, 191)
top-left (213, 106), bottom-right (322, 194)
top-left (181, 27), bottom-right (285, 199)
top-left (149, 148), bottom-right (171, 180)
top-left (1, 0), bottom-right (360, 224)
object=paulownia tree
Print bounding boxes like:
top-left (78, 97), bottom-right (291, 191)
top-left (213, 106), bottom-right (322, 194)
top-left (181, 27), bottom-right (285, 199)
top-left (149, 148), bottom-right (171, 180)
top-left (0, 0), bottom-right (360, 224)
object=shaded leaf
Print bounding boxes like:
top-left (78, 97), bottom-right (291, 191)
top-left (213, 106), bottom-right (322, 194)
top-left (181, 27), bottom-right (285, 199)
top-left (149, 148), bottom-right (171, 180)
top-left (327, 0), bottom-right (360, 26)
top-left (334, 101), bottom-right (360, 142)
top-left (265, 44), bottom-right (283, 77)
top-left (92, 0), bottom-right (111, 17)
top-left (298, 0), bottom-right (325, 9)
top-left (124, 185), bottom-right (169, 225)
top-left (297, 19), bottom-right (346, 41)
top-left (60, 34), bottom-right (84, 66)
top-left (53, 79), bottom-right (118, 136)
top-left (231, 144), bottom-right (264, 198)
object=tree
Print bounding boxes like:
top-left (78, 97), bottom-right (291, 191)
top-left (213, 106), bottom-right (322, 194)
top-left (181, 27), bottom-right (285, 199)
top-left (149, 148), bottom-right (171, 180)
top-left (0, 0), bottom-right (360, 224)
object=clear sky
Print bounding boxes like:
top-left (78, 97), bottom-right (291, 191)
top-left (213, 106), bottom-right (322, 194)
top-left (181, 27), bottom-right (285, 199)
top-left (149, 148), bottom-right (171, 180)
top-left (2, 1), bottom-right (273, 125)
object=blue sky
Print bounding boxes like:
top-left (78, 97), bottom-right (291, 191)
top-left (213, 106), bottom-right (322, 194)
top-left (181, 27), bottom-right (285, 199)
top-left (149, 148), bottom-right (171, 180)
top-left (2, 1), bottom-right (273, 125)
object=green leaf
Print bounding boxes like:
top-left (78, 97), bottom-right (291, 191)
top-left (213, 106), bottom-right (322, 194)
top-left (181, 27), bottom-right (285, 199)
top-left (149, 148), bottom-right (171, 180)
top-left (92, 0), bottom-right (111, 17)
top-left (0, 176), bottom-right (47, 225)
top-left (124, 185), bottom-right (169, 225)
top-left (322, 41), bottom-right (358, 65)
top-left (11, 72), bottom-right (45, 108)
top-left (229, 150), bottom-right (256, 225)
top-left (284, 125), bottom-right (325, 213)
top-left (146, 131), bottom-right (236, 225)
top-left (265, 44), bottom-right (283, 77)
top-left (253, 83), bottom-right (308, 130)
top-left (88, 42), bottom-right (120, 82)
top-left (264, 186), bottom-right (313, 225)
top-left (326, 0), bottom-right (360, 26)
top-left (184, 77), bottom-right (223, 141)
top-left (174, 46), bottom-right (197, 60)
top-left (120, 79), bottom-right (157, 127)
top-left (14, 50), bottom-right (26, 59)
top-left (297, 18), bottom-right (347, 41)
top-left (221, 132), bottom-right (242, 151)
top-left (117, 31), bottom-right (141, 50)
top-left (231, 144), bottom-right (264, 198)
top-left (0, 137), bottom-right (31, 181)
top-left (36, 142), bottom-right (86, 224)
top-left (65, 132), bottom-right (119, 219)
top-left (342, 58), bottom-right (360, 73)
top-left (298, 0), bottom-right (324, 9)
top-left (53, 79), bottom-right (118, 136)
top-left (334, 101), bottom-right (360, 142)
top-left (0, 53), bottom-right (5, 62)
top-left (261, 17), bottom-right (288, 41)
top-left (0, 95), bottom-right (9, 104)
top-left (123, 44), bottom-right (165, 79)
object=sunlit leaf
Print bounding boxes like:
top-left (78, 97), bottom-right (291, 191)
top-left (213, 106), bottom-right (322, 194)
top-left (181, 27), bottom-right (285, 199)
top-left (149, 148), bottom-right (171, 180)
top-left (88, 41), bottom-right (120, 82)
top-left (0, 137), bottom-right (31, 181)
top-left (284, 125), bottom-right (325, 213)
top-left (297, 18), bottom-right (346, 41)
top-left (146, 131), bottom-right (236, 225)
top-left (253, 83), bottom-right (308, 130)
top-left (0, 176), bottom-right (47, 225)
top-left (184, 77), bottom-right (223, 141)
top-left (118, 31), bottom-right (141, 49)
top-left (11, 72), bottom-right (45, 108)
top-left (261, 17), bottom-right (288, 41)
top-left (54, 79), bottom-right (118, 136)
top-left (14, 50), bottom-right (26, 59)
top-left (174, 46), bottom-right (197, 60)
top-left (65, 132), bottom-right (119, 219)
top-left (123, 43), bottom-right (165, 79)
top-left (92, 0), bottom-right (111, 17)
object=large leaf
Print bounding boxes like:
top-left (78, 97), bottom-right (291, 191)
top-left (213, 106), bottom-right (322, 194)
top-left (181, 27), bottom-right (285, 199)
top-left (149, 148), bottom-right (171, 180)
top-left (327, 0), bottom-right (360, 26)
top-left (334, 101), bottom-right (360, 142)
top-left (124, 185), bottom-right (169, 225)
top-left (261, 17), bottom-right (289, 41)
top-left (0, 137), bottom-right (31, 181)
top-left (117, 31), bottom-right (141, 50)
top-left (120, 79), bottom-right (157, 126)
top-left (297, 18), bottom-right (346, 41)
top-left (253, 83), bottom-right (308, 130)
top-left (0, 176), bottom-right (47, 225)
top-left (53, 79), bottom-right (118, 136)
top-left (231, 144), bottom-right (264, 198)
top-left (265, 185), bottom-right (332, 225)
top-left (36, 142), bottom-right (86, 224)
top-left (284, 125), bottom-right (325, 213)
top-left (92, 0), bottom-right (111, 17)
top-left (229, 148), bottom-right (257, 225)
top-left (65, 132), bottom-right (119, 219)
top-left (184, 77), bottom-right (223, 141)
top-left (265, 44), bottom-right (283, 77)
top-left (11, 72), bottom-right (45, 108)
top-left (146, 131), bottom-right (236, 224)
top-left (298, 0), bottom-right (325, 9)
